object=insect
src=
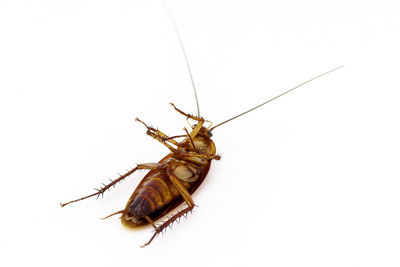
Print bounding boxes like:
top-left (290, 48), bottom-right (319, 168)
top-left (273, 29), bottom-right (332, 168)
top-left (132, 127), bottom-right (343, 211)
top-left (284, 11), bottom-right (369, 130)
top-left (60, 4), bottom-right (343, 247)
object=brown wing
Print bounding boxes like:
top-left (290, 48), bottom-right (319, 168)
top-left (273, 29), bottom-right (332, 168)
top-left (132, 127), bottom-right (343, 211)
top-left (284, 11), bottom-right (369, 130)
top-left (121, 154), bottom-right (211, 228)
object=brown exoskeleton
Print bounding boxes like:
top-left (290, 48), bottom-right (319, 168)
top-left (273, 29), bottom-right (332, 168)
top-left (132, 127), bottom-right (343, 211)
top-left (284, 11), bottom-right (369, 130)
top-left (60, 66), bottom-right (341, 247)
top-left (60, 3), bottom-right (343, 247)
top-left (61, 102), bottom-right (219, 247)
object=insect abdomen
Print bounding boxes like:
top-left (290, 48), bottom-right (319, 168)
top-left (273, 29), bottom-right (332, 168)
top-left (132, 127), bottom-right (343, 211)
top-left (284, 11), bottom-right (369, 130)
top-left (129, 173), bottom-right (189, 218)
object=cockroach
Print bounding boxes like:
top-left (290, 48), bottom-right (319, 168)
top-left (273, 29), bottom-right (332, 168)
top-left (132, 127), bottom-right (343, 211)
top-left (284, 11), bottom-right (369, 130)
top-left (60, 4), bottom-right (343, 247)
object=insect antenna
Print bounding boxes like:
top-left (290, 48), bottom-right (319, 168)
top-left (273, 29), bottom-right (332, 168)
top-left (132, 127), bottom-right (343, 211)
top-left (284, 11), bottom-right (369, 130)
top-left (210, 65), bottom-right (344, 131)
top-left (163, 0), bottom-right (201, 117)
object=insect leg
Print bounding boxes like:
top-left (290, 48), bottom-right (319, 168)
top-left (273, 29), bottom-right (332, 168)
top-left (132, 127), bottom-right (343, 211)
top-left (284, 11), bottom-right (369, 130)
top-left (162, 134), bottom-right (187, 142)
top-left (144, 216), bottom-right (158, 230)
top-left (180, 151), bottom-right (221, 160)
top-left (141, 169), bottom-right (195, 247)
top-left (170, 103), bottom-right (203, 121)
top-left (184, 127), bottom-right (199, 152)
top-left (166, 170), bottom-right (195, 207)
top-left (146, 130), bottom-right (180, 153)
top-left (135, 117), bottom-right (174, 140)
top-left (141, 206), bottom-right (194, 247)
top-left (60, 167), bottom-right (139, 207)
top-left (169, 103), bottom-right (212, 137)
top-left (60, 163), bottom-right (167, 207)
top-left (136, 117), bottom-right (182, 149)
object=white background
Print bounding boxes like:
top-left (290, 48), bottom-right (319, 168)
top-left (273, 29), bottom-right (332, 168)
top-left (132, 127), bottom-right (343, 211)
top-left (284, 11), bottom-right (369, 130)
top-left (1, 0), bottom-right (399, 266)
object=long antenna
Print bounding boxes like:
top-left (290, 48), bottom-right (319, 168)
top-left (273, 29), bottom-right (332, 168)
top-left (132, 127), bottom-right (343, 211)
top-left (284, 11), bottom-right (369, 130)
top-left (210, 65), bottom-right (344, 131)
top-left (163, 1), bottom-right (201, 117)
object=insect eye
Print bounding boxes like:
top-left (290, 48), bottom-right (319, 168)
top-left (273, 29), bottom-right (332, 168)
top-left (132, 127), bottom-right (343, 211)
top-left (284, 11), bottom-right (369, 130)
top-left (207, 131), bottom-right (213, 137)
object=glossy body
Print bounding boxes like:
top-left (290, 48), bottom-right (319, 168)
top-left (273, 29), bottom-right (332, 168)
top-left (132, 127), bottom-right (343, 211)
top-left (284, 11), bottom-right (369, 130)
top-left (122, 129), bottom-right (216, 227)
top-left (60, 66), bottom-right (342, 246)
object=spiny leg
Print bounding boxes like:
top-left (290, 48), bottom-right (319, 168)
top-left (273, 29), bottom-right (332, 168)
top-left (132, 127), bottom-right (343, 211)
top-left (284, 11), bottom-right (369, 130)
top-left (141, 205), bottom-right (194, 247)
top-left (60, 163), bottom-right (167, 207)
top-left (136, 117), bottom-right (209, 156)
top-left (167, 106), bottom-right (208, 140)
top-left (135, 117), bottom-right (182, 146)
top-left (170, 103), bottom-right (213, 133)
top-left (170, 103), bottom-right (203, 121)
top-left (141, 170), bottom-right (195, 247)
top-left (136, 117), bottom-right (181, 151)
top-left (136, 108), bottom-right (205, 147)
top-left (60, 167), bottom-right (139, 207)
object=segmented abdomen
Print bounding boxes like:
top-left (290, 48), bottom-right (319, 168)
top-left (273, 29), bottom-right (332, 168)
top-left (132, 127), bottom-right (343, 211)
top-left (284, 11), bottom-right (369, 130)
top-left (129, 172), bottom-right (190, 218)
